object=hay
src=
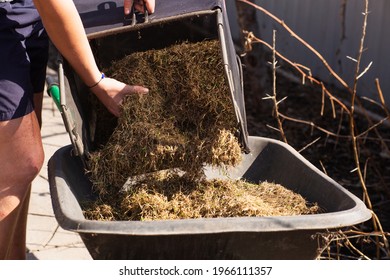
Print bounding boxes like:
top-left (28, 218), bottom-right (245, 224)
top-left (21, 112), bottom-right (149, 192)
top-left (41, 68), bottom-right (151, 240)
top-left (83, 39), bottom-right (320, 221)
top-left (83, 173), bottom-right (320, 221)
top-left (87, 40), bottom-right (241, 195)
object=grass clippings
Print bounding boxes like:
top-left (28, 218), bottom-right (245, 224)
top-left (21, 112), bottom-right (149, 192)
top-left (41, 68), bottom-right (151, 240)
top-left (83, 173), bottom-right (320, 221)
top-left (88, 39), bottom-right (241, 195)
top-left (83, 39), bottom-right (319, 221)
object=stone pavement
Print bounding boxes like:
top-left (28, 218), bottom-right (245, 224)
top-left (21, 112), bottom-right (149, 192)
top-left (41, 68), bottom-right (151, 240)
top-left (26, 92), bottom-right (92, 260)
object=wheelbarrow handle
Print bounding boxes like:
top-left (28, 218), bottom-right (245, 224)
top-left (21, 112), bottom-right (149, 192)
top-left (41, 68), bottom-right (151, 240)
top-left (46, 76), bottom-right (62, 112)
top-left (125, 1), bottom-right (149, 26)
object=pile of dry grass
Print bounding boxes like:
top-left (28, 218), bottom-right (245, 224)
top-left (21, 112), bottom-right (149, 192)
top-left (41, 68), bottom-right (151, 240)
top-left (83, 39), bottom-right (319, 221)
top-left (83, 172), bottom-right (320, 221)
top-left (88, 40), bottom-right (241, 195)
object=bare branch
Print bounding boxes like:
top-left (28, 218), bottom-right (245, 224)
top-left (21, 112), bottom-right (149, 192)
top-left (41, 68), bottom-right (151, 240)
top-left (238, 0), bottom-right (353, 93)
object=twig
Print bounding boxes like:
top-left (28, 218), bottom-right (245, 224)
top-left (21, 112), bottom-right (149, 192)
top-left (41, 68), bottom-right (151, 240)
top-left (356, 116), bottom-right (390, 138)
top-left (245, 32), bottom-right (351, 114)
top-left (238, 0), bottom-right (352, 93)
top-left (376, 78), bottom-right (390, 118)
top-left (278, 112), bottom-right (390, 143)
top-left (298, 137), bottom-right (321, 153)
top-left (349, 0), bottom-right (372, 209)
top-left (270, 30), bottom-right (288, 143)
top-left (346, 0), bottom-right (387, 259)
top-left (371, 211), bottom-right (390, 255)
top-left (318, 161), bottom-right (328, 175)
top-left (239, 0), bottom-right (389, 260)
top-left (242, 3), bottom-right (389, 149)
top-left (278, 113), bottom-right (346, 138)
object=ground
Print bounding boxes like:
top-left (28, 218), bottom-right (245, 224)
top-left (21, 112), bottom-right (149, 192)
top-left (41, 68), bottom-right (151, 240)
top-left (241, 45), bottom-right (390, 259)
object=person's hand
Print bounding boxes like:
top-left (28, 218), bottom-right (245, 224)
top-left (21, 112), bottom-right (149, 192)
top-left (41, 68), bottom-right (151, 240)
top-left (90, 77), bottom-right (148, 117)
top-left (124, 0), bottom-right (155, 15)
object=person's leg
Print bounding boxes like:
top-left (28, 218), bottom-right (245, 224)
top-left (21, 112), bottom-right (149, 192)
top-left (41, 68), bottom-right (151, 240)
top-left (6, 92), bottom-right (44, 260)
top-left (0, 111), bottom-right (44, 259)
top-left (7, 185), bottom-right (32, 260)
top-left (0, 1), bottom-right (48, 259)
top-left (33, 92), bottom-right (44, 128)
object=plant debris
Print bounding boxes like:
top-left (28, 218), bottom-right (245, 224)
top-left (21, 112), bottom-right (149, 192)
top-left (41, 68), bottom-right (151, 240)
top-left (83, 173), bottom-right (320, 221)
top-left (83, 39), bottom-right (319, 221)
top-left (87, 40), bottom-right (241, 195)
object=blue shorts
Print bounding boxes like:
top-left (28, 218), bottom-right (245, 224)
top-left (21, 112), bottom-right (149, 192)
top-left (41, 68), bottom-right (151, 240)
top-left (0, 0), bottom-right (48, 121)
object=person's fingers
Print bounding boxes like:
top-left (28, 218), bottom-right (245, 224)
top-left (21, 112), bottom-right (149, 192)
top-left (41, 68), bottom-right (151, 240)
top-left (127, 85), bottom-right (149, 95)
top-left (144, 0), bottom-right (155, 13)
top-left (124, 0), bottom-right (154, 15)
top-left (114, 85), bottom-right (148, 116)
top-left (124, 0), bottom-right (133, 15)
top-left (133, 2), bottom-right (144, 13)
top-left (135, 0), bottom-right (155, 14)
top-left (91, 77), bottom-right (149, 116)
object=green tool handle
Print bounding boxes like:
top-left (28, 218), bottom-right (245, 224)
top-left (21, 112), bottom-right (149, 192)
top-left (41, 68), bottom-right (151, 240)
top-left (46, 76), bottom-right (61, 112)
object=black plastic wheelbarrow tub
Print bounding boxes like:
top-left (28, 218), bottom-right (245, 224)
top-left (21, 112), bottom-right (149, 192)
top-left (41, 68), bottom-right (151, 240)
top-left (48, 137), bottom-right (371, 260)
top-left (47, 0), bottom-right (371, 259)
top-left (56, 0), bottom-right (250, 161)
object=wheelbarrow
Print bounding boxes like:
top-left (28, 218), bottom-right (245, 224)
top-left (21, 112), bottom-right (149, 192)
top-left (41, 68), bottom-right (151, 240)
top-left (47, 0), bottom-right (371, 259)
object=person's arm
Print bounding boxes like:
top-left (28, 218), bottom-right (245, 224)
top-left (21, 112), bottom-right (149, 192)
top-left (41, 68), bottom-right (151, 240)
top-left (124, 0), bottom-right (155, 15)
top-left (33, 0), bottom-right (148, 116)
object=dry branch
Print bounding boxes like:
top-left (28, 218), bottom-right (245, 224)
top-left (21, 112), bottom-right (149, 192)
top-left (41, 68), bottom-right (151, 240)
top-left (238, 0), bottom-right (389, 259)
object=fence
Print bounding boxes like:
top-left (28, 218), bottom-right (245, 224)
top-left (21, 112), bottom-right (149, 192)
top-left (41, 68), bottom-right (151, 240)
top-left (227, 0), bottom-right (390, 104)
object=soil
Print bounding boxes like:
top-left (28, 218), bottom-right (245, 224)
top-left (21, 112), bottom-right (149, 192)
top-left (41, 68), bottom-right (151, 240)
top-left (241, 43), bottom-right (390, 259)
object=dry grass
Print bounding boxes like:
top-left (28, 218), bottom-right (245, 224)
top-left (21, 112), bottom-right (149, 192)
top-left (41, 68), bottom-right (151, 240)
top-left (83, 173), bottom-right (319, 221)
top-left (83, 39), bottom-right (319, 222)
top-left (87, 40), bottom-right (241, 195)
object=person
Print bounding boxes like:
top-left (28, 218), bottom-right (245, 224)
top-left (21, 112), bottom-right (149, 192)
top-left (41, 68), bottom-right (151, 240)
top-left (0, 0), bottom-right (155, 259)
